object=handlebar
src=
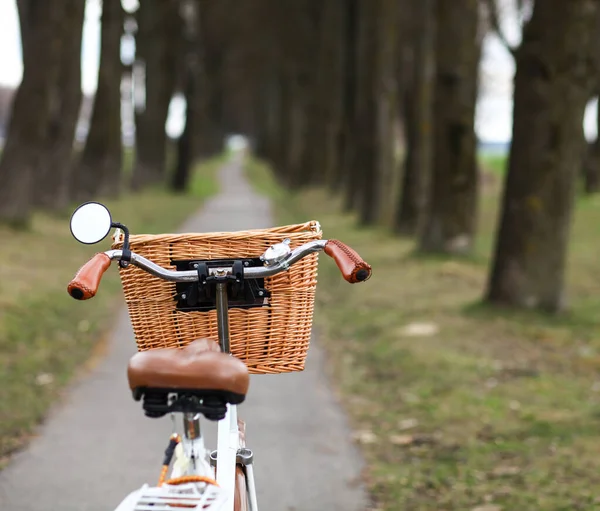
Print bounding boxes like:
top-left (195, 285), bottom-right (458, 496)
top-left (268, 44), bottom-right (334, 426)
top-left (68, 239), bottom-right (371, 300)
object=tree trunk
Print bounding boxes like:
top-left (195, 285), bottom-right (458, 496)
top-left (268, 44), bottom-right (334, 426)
top-left (486, 0), bottom-right (600, 312)
top-left (584, 96), bottom-right (600, 194)
top-left (132, 1), bottom-right (180, 190)
top-left (394, 0), bottom-right (435, 236)
top-left (35, 0), bottom-right (85, 210)
top-left (255, 72), bottom-right (278, 161)
top-left (337, 0), bottom-right (359, 196)
top-left (191, 0), bottom-right (227, 160)
top-left (0, 1), bottom-right (63, 225)
top-left (172, 65), bottom-right (195, 193)
top-left (77, 0), bottom-right (123, 200)
top-left (344, 0), bottom-right (371, 213)
top-left (281, 1), bottom-right (323, 189)
top-left (171, 1), bottom-right (199, 192)
top-left (372, 0), bottom-right (400, 225)
top-left (347, 0), bottom-right (398, 225)
top-left (301, 0), bottom-right (345, 188)
top-left (274, 73), bottom-right (292, 181)
top-left (419, 0), bottom-right (480, 254)
top-left (286, 74), bottom-right (311, 188)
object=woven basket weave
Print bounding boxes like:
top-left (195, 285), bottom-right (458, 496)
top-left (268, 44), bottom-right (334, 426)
top-left (112, 221), bottom-right (322, 374)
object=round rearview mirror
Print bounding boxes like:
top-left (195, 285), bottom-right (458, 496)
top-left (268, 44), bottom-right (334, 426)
top-left (70, 202), bottom-right (113, 244)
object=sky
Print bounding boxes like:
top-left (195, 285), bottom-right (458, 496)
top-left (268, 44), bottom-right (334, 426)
top-left (0, 0), bottom-right (596, 144)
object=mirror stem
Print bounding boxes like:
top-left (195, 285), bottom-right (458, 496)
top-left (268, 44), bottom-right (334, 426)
top-left (112, 222), bottom-right (131, 268)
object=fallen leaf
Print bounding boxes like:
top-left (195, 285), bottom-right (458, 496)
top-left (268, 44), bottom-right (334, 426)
top-left (509, 400), bottom-right (521, 411)
top-left (485, 378), bottom-right (498, 389)
top-left (352, 430), bottom-right (377, 444)
top-left (390, 433), bottom-right (438, 447)
top-left (400, 322), bottom-right (439, 337)
top-left (402, 392), bottom-right (420, 404)
top-left (491, 466), bottom-right (520, 477)
top-left (35, 373), bottom-right (54, 386)
top-left (398, 418), bottom-right (419, 430)
top-left (389, 434), bottom-right (414, 446)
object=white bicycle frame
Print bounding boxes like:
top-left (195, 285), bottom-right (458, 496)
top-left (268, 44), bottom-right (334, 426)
top-left (170, 404), bottom-right (257, 511)
top-left (115, 279), bottom-right (258, 511)
top-left (167, 279), bottom-right (258, 511)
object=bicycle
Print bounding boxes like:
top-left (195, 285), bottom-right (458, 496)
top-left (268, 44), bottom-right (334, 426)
top-left (67, 201), bottom-right (372, 511)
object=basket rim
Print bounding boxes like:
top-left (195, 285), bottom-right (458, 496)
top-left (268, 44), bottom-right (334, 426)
top-left (112, 220), bottom-right (322, 245)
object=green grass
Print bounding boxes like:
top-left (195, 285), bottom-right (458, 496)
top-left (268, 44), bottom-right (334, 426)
top-left (480, 153), bottom-right (508, 177)
top-left (0, 156), bottom-right (224, 466)
top-left (245, 156), bottom-right (600, 510)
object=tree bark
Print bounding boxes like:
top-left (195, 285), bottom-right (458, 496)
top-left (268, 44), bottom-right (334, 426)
top-left (419, 0), bottom-right (480, 254)
top-left (171, 1), bottom-right (199, 192)
top-left (77, 0), bottom-right (123, 200)
top-left (172, 70), bottom-right (194, 193)
top-left (394, 0), bottom-right (435, 236)
top-left (35, 0), bottom-right (85, 210)
top-left (286, 74), bottom-right (311, 188)
top-left (281, 1), bottom-right (323, 189)
top-left (273, 73), bottom-right (294, 183)
top-left (371, 0), bottom-right (400, 225)
top-left (191, 0), bottom-right (228, 160)
top-left (486, 0), bottom-right (600, 312)
top-left (337, 0), bottom-right (359, 197)
top-left (0, 1), bottom-right (63, 225)
top-left (344, 0), bottom-right (372, 213)
top-left (346, 0), bottom-right (398, 225)
top-left (132, 0), bottom-right (180, 189)
top-left (301, 0), bottom-right (345, 188)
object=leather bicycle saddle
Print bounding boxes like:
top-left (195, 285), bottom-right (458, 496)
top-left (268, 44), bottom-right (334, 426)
top-left (127, 339), bottom-right (250, 420)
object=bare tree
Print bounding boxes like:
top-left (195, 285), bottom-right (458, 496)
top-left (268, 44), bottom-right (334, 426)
top-left (172, 0), bottom-right (198, 192)
top-left (419, 0), bottom-right (481, 254)
top-left (77, 0), bottom-right (124, 200)
top-left (486, 0), bottom-right (600, 312)
top-left (35, 0), bottom-right (86, 210)
top-left (394, 0), bottom-right (435, 235)
top-left (191, 0), bottom-right (231, 161)
top-left (279, 1), bottom-right (323, 189)
top-left (0, 1), bottom-right (64, 225)
top-left (337, 0), bottom-right (359, 195)
top-left (301, 0), bottom-right (345, 188)
top-left (132, 0), bottom-right (180, 189)
top-left (345, 0), bottom-right (399, 225)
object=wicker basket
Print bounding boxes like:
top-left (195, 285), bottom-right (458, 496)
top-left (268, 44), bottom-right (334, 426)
top-left (112, 221), bottom-right (322, 374)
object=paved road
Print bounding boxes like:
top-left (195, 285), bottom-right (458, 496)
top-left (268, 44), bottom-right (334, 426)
top-left (0, 157), bottom-right (368, 511)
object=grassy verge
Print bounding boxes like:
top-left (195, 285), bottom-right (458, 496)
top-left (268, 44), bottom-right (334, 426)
top-left (480, 153), bottom-right (507, 177)
top-left (0, 155), bottom-right (225, 466)
top-left (246, 157), bottom-right (600, 510)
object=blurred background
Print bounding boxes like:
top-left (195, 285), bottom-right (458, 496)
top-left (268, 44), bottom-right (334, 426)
top-left (2, 0), bottom-right (600, 509)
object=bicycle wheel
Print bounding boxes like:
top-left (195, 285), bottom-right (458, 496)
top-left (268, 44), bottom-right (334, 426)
top-left (234, 465), bottom-right (249, 511)
top-left (234, 418), bottom-right (250, 511)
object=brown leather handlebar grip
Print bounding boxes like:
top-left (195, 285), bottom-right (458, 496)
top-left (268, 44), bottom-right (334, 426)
top-left (324, 240), bottom-right (372, 283)
top-left (67, 253), bottom-right (111, 300)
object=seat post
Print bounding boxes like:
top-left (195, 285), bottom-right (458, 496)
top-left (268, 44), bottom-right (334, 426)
top-left (215, 279), bottom-right (231, 354)
top-left (183, 412), bottom-right (202, 440)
